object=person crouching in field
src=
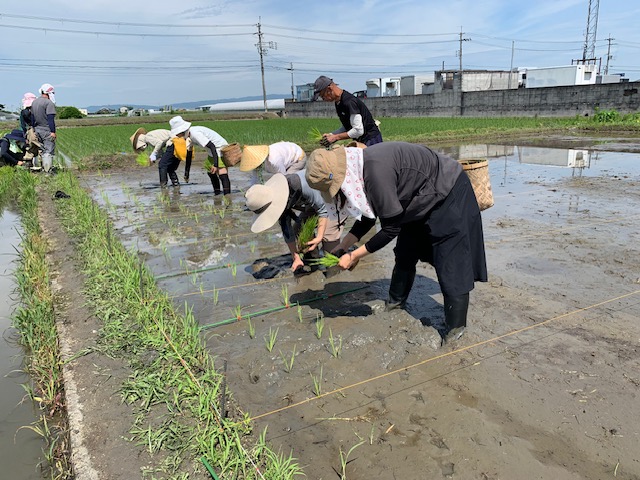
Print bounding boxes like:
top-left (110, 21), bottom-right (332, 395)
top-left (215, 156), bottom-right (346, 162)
top-left (305, 142), bottom-right (487, 344)
top-left (130, 127), bottom-right (190, 187)
top-left (239, 142), bottom-right (307, 185)
top-left (169, 116), bottom-right (231, 195)
top-left (245, 171), bottom-right (343, 272)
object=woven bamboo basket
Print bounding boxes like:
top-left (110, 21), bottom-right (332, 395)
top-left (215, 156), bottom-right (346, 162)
top-left (459, 159), bottom-right (494, 211)
top-left (220, 143), bottom-right (242, 167)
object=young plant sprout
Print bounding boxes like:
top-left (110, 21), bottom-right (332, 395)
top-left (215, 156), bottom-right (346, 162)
top-left (328, 328), bottom-right (342, 358)
top-left (315, 313), bottom-right (325, 339)
top-left (279, 345), bottom-right (296, 373)
top-left (297, 303), bottom-right (303, 323)
top-left (265, 327), bottom-right (279, 352)
top-left (296, 215), bottom-right (318, 254)
top-left (136, 152), bottom-right (150, 166)
top-left (247, 318), bottom-right (255, 339)
top-left (281, 284), bottom-right (290, 307)
top-left (310, 365), bottom-right (323, 397)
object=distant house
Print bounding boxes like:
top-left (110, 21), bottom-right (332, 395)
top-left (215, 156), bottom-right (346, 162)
top-left (434, 70), bottom-right (519, 93)
top-left (119, 106), bottom-right (129, 115)
top-left (366, 75), bottom-right (435, 97)
top-left (295, 83), bottom-right (315, 102)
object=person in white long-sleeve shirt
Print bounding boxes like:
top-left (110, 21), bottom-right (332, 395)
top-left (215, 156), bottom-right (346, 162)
top-left (169, 116), bottom-right (231, 195)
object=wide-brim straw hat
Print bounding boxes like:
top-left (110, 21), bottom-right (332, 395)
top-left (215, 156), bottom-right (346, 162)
top-left (129, 127), bottom-right (147, 152)
top-left (305, 146), bottom-right (347, 202)
top-left (240, 145), bottom-right (269, 172)
top-left (245, 173), bottom-right (289, 233)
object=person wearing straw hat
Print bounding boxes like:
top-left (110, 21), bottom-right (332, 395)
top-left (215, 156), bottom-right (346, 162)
top-left (0, 129), bottom-right (27, 167)
top-left (129, 127), bottom-right (173, 165)
top-left (245, 171), bottom-right (341, 272)
top-left (31, 83), bottom-right (57, 172)
top-left (312, 75), bottom-right (382, 148)
top-left (170, 116), bottom-right (231, 195)
top-left (240, 142), bottom-right (306, 184)
top-left (305, 141), bottom-right (487, 344)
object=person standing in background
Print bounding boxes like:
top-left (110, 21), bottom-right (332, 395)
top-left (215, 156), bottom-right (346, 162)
top-left (313, 76), bottom-right (382, 147)
top-left (30, 83), bottom-right (57, 173)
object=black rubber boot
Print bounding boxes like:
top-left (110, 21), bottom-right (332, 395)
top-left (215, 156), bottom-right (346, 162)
top-left (385, 266), bottom-right (416, 311)
top-left (168, 171), bottom-right (180, 186)
top-left (219, 173), bottom-right (231, 195)
top-left (208, 172), bottom-right (221, 194)
top-left (442, 293), bottom-right (469, 343)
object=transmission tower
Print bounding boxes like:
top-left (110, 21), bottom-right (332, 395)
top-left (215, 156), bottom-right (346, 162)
top-left (581, 0), bottom-right (599, 64)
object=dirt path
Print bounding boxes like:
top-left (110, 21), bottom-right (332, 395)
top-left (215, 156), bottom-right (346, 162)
top-left (52, 134), bottom-right (640, 479)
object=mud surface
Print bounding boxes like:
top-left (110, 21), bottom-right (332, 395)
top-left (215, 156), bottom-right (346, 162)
top-left (50, 134), bottom-right (640, 479)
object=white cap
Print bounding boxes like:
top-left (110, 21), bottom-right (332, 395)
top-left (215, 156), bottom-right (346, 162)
top-left (40, 83), bottom-right (56, 104)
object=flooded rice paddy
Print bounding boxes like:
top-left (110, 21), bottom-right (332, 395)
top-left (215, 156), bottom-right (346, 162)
top-left (70, 140), bottom-right (640, 478)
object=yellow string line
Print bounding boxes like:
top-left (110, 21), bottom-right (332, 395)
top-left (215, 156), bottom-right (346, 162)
top-left (242, 288), bottom-right (640, 424)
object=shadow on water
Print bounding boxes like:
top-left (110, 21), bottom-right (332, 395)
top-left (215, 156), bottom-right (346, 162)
top-left (0, 208), bottom-right (44, 479)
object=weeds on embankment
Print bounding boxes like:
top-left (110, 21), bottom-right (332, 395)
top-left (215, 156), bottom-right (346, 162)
top-left (47, 170), bottom-right (304, 478)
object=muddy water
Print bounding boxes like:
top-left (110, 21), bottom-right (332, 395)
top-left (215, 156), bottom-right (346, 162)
top-left (0, 209), bottom-right (44, 479)
top-left (80, 142), bottom-right (640, 479)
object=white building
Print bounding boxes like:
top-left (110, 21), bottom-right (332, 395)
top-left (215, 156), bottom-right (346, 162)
top-left (524, 65), bottom-right (598, 89)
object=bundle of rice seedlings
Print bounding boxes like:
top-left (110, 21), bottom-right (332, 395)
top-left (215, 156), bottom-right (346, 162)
top-left (136, 153), bottom-right (150, 166)
top-left (203, 156), bottom-right (214, 171)
top-left (296, 215), bottom-right (318, 253)
top-left (308, 253), bottom-right (340, 267)
top-left (308, 127), bottom-right (323, 143)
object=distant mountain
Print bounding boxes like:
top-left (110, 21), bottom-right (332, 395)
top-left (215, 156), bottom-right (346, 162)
top-left (85, 94), bottom-right (288, 113)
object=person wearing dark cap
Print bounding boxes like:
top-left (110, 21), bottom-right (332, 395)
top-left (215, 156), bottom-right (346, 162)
top-left (0, 129), bottom-right (27, 167)
top-left (305, 142), bottom-right (487, 344)
top-left (31, 83), bottom-right (57, 172)
top-left (313, 75), bottom-right (382, 147)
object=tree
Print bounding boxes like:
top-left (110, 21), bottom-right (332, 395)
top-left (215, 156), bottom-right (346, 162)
top-left (58, 106), bottom-right (84, 119)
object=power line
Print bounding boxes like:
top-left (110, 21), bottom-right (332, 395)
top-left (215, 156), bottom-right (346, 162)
top-left (0, 12), bottom-right (253, 28)
top-left (0, 23), bottom-right (254, 38)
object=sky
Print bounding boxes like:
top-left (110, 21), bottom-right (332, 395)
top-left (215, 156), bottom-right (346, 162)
top-left (1, 0), bottom-right (638, 110)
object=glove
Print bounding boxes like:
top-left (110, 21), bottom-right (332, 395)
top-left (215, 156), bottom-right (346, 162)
top-left (319, 137), bottom-right (332, 148)
top-left (149, 153), bottom-right (157, 163)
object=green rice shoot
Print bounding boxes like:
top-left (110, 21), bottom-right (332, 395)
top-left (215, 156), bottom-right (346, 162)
top-left (296, 215), bottom-right (318, 253)
top-left (203, 156), bottom-right (214, 171)
top-left (308, 127), bottom-right (323, 142)
top-left (136, 153), bottom-right (150, 167)
top-left (308, 252), bottom-right (340, 267)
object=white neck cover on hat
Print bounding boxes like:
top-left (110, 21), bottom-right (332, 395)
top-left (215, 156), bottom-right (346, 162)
top-left (327, 147), bottom-right (375, 222)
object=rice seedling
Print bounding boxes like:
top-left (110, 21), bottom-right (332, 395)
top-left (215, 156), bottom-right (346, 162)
top-left (309, 252), bottom-right (340, 268)
top-left (279, 345), bottom-right (296, 373)
top-left (247, 318), bottom-right (255, 339)
top-left (280, 284), bottom-right (290, 307)
top-left (212, 285), bottom-right (219, 305)
top-left (310, 365), bottom-right (323, 397)
top-left (338, 440), bottom-right (365, 480)
top-left (296, 303), bottom-right (303, 323)
top-left (327, 328), bottom-right (342, 358)
top-left (264, 327), bottom-right (279, 352)
top-left (296, 215), bottom-right (318, 254)
top-left (231, 304), bottom-right (243, 320)
top-left (249, 242), bottom-right (256, 253)
top-left (315, 313), bottom-right (324, 339)
top-left (230, 263), bottom-right (237, 277)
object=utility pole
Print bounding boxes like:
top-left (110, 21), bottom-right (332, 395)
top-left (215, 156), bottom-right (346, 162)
top-left (255, 18), bottom-right (277, 112)
top-left (287, 63), bottom-right (294, 101)
top-left (508, 40), bottom-right (515, 89)
top-left (457, 28), bottom-right (470, 72)
top-left (604, 36), bottom-right (614, 75)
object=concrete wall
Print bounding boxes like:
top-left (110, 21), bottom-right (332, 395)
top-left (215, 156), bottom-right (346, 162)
top-left (285, 82), bottom-right (640, 118)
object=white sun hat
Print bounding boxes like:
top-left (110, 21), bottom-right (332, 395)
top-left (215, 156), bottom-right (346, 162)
top-left (169, 115), bottom-right (191, 136)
